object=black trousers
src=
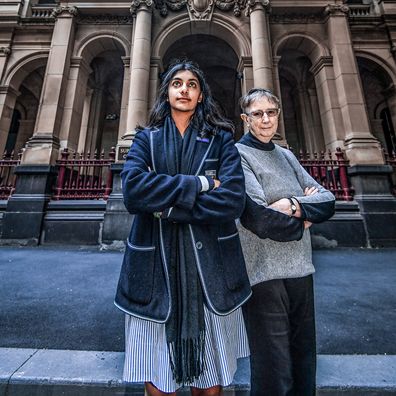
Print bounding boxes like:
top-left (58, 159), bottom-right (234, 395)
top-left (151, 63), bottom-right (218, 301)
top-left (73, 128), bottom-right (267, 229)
top-left (242, 275), bottom-right (316, 396)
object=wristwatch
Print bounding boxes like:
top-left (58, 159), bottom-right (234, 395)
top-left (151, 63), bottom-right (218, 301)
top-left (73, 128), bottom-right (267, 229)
top-left (288, 198), bottom-right (297, 216)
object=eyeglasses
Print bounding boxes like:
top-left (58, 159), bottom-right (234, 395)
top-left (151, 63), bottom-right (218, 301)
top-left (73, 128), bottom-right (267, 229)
top-left (245, 108), bottom-right (280, 120)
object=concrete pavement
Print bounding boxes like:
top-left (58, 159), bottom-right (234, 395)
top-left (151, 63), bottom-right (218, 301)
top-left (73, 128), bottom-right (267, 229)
top-left (0, 246), bottom-right (395, 395)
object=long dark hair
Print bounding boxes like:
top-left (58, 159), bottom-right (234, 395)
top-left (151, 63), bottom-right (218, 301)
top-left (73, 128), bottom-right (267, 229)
top-left (140, 60), bottom-right (234, 135)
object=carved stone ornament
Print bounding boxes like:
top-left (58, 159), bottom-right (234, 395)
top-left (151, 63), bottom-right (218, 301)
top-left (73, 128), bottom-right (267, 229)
top-left (51, 6), bottom-right (79, 18)
top-left (0, 47), bottom-right (11, 56)
top-left (187, 0), bottom-right (215, 20)
top-left (152, 0), bottom-right (269, 17)
top-left (130, 0), bottom-right (154, 16)
top-left (325, 4), bottom-right (349, 16)
top-left (245, 0), bottom-right (270, 16)
top-left (77, 15), bottom-right (134, 24)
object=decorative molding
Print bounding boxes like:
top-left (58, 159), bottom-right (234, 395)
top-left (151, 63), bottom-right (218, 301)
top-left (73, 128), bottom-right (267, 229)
top-left (130, 0), bottom-right (154, 16)
top-left (325, 4), bottom-right (349, 17)
top-left (51, 6), bottom-right (78, 18)
top-left (152, 0), bottom-right (268, 17)
top-left (270, 12), bottom-right (324, 24)
top-left (77, 14), bottom-right (133, 24)
top-left (0, 46), bottom-right (11, 56)
top-left (310, 56), bottom-right (333, 76)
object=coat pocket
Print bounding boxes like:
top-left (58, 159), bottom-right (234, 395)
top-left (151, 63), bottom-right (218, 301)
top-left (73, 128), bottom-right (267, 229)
top-left (124, 240), bottom-right (156, 305)
top-left (218, 232), bottom-right (245, 291)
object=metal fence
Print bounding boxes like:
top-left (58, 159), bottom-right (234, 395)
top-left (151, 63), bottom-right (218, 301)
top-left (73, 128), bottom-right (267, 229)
top-left (52, 148), bottom-right (116, 200)
top-left (0, 151), bottom-right (21, 200)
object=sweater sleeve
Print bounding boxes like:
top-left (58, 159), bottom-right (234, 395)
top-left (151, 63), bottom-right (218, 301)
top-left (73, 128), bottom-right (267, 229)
top-left (282, 149), bottom-right (335, 223)
top-left (121, 130), bottom-right (201, 215)
top-left (238, 152), bottom-right (304, 242)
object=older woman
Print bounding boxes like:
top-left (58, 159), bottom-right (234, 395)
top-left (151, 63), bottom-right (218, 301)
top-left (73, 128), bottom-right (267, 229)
top-left (236, 88), bottom-right (335, 396)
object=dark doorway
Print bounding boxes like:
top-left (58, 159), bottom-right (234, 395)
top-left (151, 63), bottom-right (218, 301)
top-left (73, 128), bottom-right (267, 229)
top-left (163, 34), bottom-right (243, 139)
top-left (5, 109), bottom-right (21, 156)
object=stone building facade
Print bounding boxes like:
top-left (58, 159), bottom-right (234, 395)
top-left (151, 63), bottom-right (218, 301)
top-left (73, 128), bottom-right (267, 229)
top-left (0, 0), bottom-right (395, 246)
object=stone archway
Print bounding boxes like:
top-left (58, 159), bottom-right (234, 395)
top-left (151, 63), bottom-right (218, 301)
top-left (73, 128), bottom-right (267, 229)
top-left (162, 34), bottom-right (243, 138)
top-left (275, 34), bottom-right (330, 153)
top-left (0, 54), bottom-right (48, 156)
top-left (356, 55), bottom-right (396, 155)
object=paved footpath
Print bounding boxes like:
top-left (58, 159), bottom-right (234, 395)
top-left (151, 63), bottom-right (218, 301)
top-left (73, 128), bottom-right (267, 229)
top-left (0, 247), bottom-right (395, 395)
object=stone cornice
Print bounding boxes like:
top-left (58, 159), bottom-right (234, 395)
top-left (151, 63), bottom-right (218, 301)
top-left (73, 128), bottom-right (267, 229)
top-left (51, 6), bottom-right (79, 18)
top-left (310, 56), bottom-right (333, 76)
top-left (270, 11), bottom-right (324, 24)
top-left (77, 14), bottom-right (133, 24)
top-left (130, 0), bottom-right (154, 16)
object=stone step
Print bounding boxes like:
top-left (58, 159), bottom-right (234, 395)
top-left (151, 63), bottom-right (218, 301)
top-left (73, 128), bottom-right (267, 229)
top-left (1, 348), bottom-right (395, 396)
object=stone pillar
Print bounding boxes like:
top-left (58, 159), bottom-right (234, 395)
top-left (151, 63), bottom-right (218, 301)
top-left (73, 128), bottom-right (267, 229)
top-left (116, 56), bottom-right (130, 155)
top-left (77, 88), bottom-right (94, 153)
top-left (123, 0), bottom-right (153, 140)
top-left (248, 0), bottom-right (274, 91)
top-left (59, 57), bottom-right (92, 152)
top-left (311, 56), bottom-right (345, 152)
top-left (1, 6), bottom-right (77, 244)
top-left (102, 2), bottom-right (153, 245)
top-left (272, 55), bottom-right (286, 141)
top-left (0, 86), bottom-right (19, 155)
top-left (325, 3), bottom-right (383, 165)
top-left (21, 5), bottom-right (78, 165)
top-left (148, 57), bottom-right (162, 112)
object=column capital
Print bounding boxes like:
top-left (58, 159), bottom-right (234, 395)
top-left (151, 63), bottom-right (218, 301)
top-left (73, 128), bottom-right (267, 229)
top-left (245, 0), bottom-right (270, 16)
top-left (51, 6), bottom-right (79, 18)
top-left (0, 47), bottom-right (11, 56)
top-left (130, 0), bottom-right (153, 16)
top-left (324, 4), bottom-right (349, 17)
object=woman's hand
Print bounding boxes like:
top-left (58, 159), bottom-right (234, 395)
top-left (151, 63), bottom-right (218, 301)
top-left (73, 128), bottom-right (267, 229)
top-left (213, 179), bottom-right (221, 189)
top-left (304, 186), bottom-right (318, 196)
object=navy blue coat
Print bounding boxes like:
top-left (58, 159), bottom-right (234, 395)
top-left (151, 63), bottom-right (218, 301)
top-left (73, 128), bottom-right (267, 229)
top-left (115, 126), bottom-right (252, 323)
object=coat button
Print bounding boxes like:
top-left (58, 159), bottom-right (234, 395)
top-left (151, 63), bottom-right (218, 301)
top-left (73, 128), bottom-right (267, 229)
top-left (195, 241), bottom-right (203, 250)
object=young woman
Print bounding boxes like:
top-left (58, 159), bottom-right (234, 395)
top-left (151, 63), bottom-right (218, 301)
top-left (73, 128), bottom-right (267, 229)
top-left (236, 88), bottom-right (335, 396)
top-left (115, 61), bottom-right (251, 396)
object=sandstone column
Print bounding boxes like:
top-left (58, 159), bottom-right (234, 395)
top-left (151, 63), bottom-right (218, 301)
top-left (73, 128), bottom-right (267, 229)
top-left (272, 55), bottom-right (286, 142)
top-left (326, 3), bottom-right (383, 165)
top-left (2, 6), bottom-right (78, 243)
top-left (21, 5), bottom-right (78, 165)
top-left (248, 0), bottom-right (274, 91)
top-left (325, 3), bottom-right (396, 247)
top-left (123, 0), bottom-right (153, 141)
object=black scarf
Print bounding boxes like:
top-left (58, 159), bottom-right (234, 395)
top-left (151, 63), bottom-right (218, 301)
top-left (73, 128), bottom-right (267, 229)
top-left (163, 116), bottom-right (205, 384)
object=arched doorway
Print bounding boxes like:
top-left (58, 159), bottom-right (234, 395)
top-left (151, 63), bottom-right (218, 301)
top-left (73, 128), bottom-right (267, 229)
top-left (357, 56), bottom-right (396, 155)
top-left (163, 34), bottom-right (243, 139)
top-left (275, 35), bottom-right (327, 154)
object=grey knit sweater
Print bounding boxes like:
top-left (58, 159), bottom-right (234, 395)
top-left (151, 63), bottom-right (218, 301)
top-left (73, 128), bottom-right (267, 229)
top-left (236, 135), bottom-right (335, 286)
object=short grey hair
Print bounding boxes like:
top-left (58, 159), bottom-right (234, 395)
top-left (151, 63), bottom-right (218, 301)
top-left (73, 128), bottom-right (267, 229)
top-left (239, 88), bottom-right (280, 113)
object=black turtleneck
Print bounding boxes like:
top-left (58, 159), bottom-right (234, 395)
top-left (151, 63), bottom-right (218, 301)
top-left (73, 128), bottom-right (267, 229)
top-left (238, 132), bottom-right (275, 151)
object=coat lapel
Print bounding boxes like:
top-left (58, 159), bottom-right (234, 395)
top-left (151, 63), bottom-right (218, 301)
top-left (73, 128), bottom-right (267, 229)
top-left (150, 126), bottom-right (215, 176)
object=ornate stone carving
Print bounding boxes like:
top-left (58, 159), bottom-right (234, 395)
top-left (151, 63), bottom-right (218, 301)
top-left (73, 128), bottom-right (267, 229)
top-left (130, 0), bottom-right (154, 16)
top-left (77, 15), bottom-right (133, 24)
top-left (51, 6), bottom-right (78, 18)
top-left (152, 0), bottom-right (268, 17)
top-left (0, 47), bottom-right (11, 56)
top-left (245, 0), bottom-right (270, 16)
top-left (270, 12), bottom-right (324, 24)
top-left (187, 0), bottom-right (214, 20)
top-left (325, 4), bottom-right (349, 16)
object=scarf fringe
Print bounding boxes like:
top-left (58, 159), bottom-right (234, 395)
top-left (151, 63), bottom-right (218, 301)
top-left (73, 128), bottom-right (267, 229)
top-left (168, 330), bottom-right (206, 385)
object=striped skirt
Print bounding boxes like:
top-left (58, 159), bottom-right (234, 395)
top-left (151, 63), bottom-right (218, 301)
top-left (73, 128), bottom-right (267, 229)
top-left (123, 306), bottom-right (250, 392)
